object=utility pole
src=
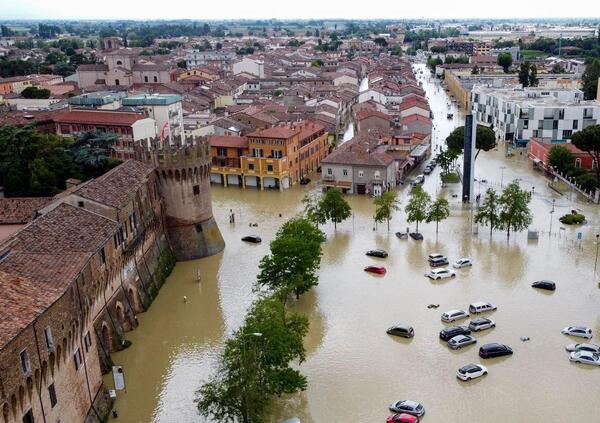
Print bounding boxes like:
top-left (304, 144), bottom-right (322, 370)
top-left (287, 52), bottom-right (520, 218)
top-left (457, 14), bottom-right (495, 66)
top-left (549, 199), bottom-right (556, 236)
top-left (595, 234), bottom-right (600, 273)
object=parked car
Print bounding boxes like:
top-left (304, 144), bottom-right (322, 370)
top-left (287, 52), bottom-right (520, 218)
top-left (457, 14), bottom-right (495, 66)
top-left (439, 326), bottom-right (471, 341)
top-left (395, 232), bottom-right (409, 240)
top-left (299, 177), bottom-right (311, 185)
top-left (409, 232), bottom-right (424, 241)
top-left (388, 400), bottom-right (425, 417)
top-left (562, 326), bottom-right (593, 339)
top-left (469, 302), bottom-right (497, 314)
top-left (425, 268), bottom-right (456, 280)
top-left (456, 363), bottom-right (488, 381)
top-left (441, 309), bottom-right (469, 323)
top-left (569, 350), bottom-right (600, 366)
top-left (448, 334), bottom-right (477, 349)
top-left (428, 253), bottom-right (445, 261)
top-left (386, 414), bottom-right (419, 423)
top-left (429, 256), bottom-right (449, 267)
top-left (387, 325), bottom-right (414, 338)
top-left (532, 280), bottom-right (556, 291)
top-left (453, 258), bottom-right (473, 268)
top-left (423, 166), bottom-right (433, 175)
top-left (364, 265), bottom-right (386, 275)
top-left (411, 175), bottom-right (425, 187)
top-left (366, 249), bottom-right (388, 258)
top-left (565, 343), bottom-right (600, 353)
top-left (469, 317), bottom-right (496, 332)
top-left (479, 343), bottom-right (513, 358)
top-left (242, 235), bottom-right (262, 243)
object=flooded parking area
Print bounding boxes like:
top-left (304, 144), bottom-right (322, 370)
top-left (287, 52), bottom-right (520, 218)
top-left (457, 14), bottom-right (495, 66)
top-left (106, 65), bottom-right (600, 423)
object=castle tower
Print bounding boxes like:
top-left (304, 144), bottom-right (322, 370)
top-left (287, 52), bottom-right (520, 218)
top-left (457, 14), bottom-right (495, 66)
top-left (137, 136), bottom-right (225, 261)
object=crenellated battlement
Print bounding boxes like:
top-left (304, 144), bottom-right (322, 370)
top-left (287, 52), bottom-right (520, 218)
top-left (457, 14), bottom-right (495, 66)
top-left (136, 136), bottom-right (211, 170)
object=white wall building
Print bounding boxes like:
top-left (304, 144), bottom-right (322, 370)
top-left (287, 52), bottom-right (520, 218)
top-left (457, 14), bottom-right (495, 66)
top-left (471, 86), bottom-right (600, 145)
top-left (232, 57), bottom-right (265, 78)
top-left (122, 94), bottom-right (184, 144)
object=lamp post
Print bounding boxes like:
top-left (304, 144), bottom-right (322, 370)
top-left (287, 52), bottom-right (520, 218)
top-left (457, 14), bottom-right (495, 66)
top-left (500, 166), bottom-right (506, 187)
top-left (549, 199), bottom-right (555, 236)
top-left (595, 234), bottom-right (600, 273)
top-left (240, 332), bottom-right (262, 423)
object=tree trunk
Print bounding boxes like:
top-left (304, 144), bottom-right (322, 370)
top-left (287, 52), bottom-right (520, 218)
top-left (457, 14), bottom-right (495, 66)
top-left (506, 226), bottom-right (511, 240)
top-left (387, 218), bottom-right (390, 232)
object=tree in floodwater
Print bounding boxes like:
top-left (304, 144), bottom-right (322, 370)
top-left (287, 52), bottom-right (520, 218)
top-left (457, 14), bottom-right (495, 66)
top-left (197, 297), bottom-right (309, 423)
top-left (405, 185), bottom-right (431, 233)
top-left (474, 188), bottom-right (501, 237)
top-left (498, 182), bottom-right (532, 240)
top-left (373, 190), bottom-right (400, 231)
top-left (319, 187), bottom-right (352, 230)
top-left (426, 197), bottom-right (450, 233)
top-left (445, 125), bottom-right (496, 160)
top-left (256, 217), bottom-right (325, 301)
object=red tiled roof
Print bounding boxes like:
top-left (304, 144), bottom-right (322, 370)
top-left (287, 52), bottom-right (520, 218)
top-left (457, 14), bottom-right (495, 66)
top-left (356, 109), bottom-right (390, 122)
top-left (209, 135), bottom-right (248, 149)
top-left (248, 126), bottom-right (300, 139)
top-left (0, 198), bottom-right (53, 224)
top-left (399, 97), bottom-right (430, 111)
top-left (55, 110), bottom-right (147, 126)
top-left (401, 114), bottom-right (433, 125)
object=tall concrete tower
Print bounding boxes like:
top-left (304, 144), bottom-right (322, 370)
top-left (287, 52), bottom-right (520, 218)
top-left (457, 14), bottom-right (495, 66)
top-left (137, 136), bottom-right (225, 261)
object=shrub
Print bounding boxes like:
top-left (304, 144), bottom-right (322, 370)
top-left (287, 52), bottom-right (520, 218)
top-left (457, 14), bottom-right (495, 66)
top-left (560, 213), bottom-right (586, 224)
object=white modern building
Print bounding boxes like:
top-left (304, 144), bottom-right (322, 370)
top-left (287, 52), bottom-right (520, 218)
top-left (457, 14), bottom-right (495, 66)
top-left (471, 86), bottom-right (600, 146)
top-left (232, 57), bottom-right (265, 78)
top-left (185, 50), bottom-right (236, 69)
top-left (122, 94), bottom-right (184, 145)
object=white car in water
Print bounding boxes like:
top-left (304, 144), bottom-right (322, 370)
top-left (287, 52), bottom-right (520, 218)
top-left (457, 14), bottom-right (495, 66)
top-left (570, 351), bottom-right (600, 366)
top-left (425, 268), bottom-right (456, 280)
top-left (441, 309), bottom-right (469, 323)
top-left (562, 326), bottom-right (593, 339)
top-left (457, 363), bottom-right (488, 381)
top-left (453, 258), bottom-right (473, 268)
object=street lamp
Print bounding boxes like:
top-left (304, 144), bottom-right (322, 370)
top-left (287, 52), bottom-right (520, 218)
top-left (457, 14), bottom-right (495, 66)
top-left (549, 199), bottom-right (556, 236)
top-left (595, 234), bottom-right (600, 273)
top-left (500, 166), bottom-right (506, 187)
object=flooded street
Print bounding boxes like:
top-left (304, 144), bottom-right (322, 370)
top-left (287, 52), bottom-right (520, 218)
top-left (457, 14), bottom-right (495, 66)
top-left (107, 64), bottom-right (600, 423)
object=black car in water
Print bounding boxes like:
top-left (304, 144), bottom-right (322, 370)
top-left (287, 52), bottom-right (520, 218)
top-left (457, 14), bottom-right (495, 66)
top-left (387, 325), bottom-right (415, 338)
top-left (242, 235), bottom-right (262, 243)
top-left (532, 280), bottom-right (556, 291)
top-left (366, 249), bottom-right (388, 258)
top-left (479, 343), bottom-right (513, 359)
top-left (409, 232), bottom-right (424, 241)
top-left (439, 326), bottom-right (471, 341)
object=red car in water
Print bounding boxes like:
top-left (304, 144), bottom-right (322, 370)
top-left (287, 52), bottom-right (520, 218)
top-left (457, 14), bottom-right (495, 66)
top-left (364, 265), bottom-right (386, 275)
top-left (387, 414), bottom-right (419, 423)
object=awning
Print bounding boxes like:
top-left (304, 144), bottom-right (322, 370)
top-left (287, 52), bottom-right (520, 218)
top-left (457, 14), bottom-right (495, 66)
top-left (410, 143), bottom-right (430, 158)
top-left (323, 180), bottom-right (352, 188)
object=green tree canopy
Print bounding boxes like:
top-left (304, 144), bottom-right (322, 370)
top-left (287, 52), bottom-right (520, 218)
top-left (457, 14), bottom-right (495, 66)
top-left (446, 125), bottom-right (496, 159)
top-left (256, 217), bottom-right (325, 300)
top-left (426, 197), bottom-right (450, 233)
top-left (497, 52), bottom-right (513, 73)
top-left (474, 188), bottom-right (501, 237)
top-left (547, 145), bottom-right (575, 174)
top-left (319, 188), bottom-right (352, 230)
top-left (21, 86), bottom-right (51, 99)
top-left (571, 125), bottom-right (600, 187)
top-left (405, 185), bottom-right (431, 233)
top-left (498, 182), bottom-right (532, 240)
top-left (69, 131), bottom-right (121, 179)
top-left (582, 58), bottom-right (600, 100)
top-left (373, 190), bottom-right (400, 231)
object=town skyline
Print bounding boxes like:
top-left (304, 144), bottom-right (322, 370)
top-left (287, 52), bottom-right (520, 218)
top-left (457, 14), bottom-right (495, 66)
top-left (2, 0), bottom-right (600, 20)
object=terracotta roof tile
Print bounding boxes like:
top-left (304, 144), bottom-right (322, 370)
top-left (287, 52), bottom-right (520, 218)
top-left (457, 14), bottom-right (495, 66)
top-left (0, 198), bottom-right (53, 224)
top-left (55, 110), bottom-right (147, 126)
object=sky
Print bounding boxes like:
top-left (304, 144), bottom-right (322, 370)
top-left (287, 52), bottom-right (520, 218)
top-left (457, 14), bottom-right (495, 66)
top-left (1, 0), bottom-right (600, 20)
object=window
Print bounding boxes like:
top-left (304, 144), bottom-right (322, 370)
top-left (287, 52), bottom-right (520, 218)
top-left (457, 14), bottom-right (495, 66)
top-left (193, 185), bottom-right (200, 195)
top-left (358, 170), bottom-right (364, 178)
top-left (153, 76), bottom-right (158, 83)
top-left (267, 165), bottom-right (273, 172)
top-left (575, 158), bottom-right (582, 168)
top-left (44, 327), bottom-right (54, 351)
top-left (144, 76), bottom-right (148, 83)
top-left (573, 120), bottom-right (579, 129)
top-left (272, 150), bottom-right (282, 158)
top-left (562, 130), bottom-right (573, 139)
top-left (343, 169), bottom-right (348, 176)
top-left (48, 383), bottom-right (57, 408)
top-left (253, 148), bottom-right (263, 158)
top-left (100, 247), bottom-right (106, 265)
top-left (523, 119), bottom-right (528, 129)
top-left (115, 79), bottom-right (120, 86)
top-left (217, 147), bottom-right (227, 156)
top-left (374, 171), bottom-right (381, 180)
top-left (593, 160), bottom-right (598, 170)
top-left (327, 168), bottom-right (332, 175)
top-left (116, 60), bottom-right (122, 66)
top-left (553, 120), bottom-right (558, 130)
top-left (84, 332), bottom-right (92, 352)
top-left (22, 409), bottom-right (34, 423)
top-left (74, 348), bottom-right (82, 371)
top-left (248, 164), bottom-right (254, 170)
top-left (20, 350), bottom-right (31, 375)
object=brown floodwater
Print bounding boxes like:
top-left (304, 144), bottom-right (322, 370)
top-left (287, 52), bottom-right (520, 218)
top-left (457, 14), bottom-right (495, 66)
top-left (106, 64), bottom-right (600, 422)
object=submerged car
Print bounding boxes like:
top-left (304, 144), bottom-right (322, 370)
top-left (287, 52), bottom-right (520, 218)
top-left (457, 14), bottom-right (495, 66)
top-left (562, 326), bottom-right (593, 339)
top-left (479, 343), bottom-right (513, 359)
top-left (386, 414), bottom-right (419, 423)
top-left (457, 363), bottom-right (488, 381)
top-left (425, 268), bottom-right (455, 280)
top-left (570, 350), bottom-right (600, 366)
top-left (241, 235), bottom-right (262, 243)
top-left (364, 265), bottom-right (386, 275)
top-left (387, 325), bottom-right (415, 338)
top-left (532, 280), bottom-right (556, 291)
top-left (388, 400), bottom-right (425, 417)
top-left (469, 302), bottom-right (497, 314)
top-left (469, 317), bottom-right (496, 332)
top-left (409, 232), bottom-right (424, 241)
top-left (366, 249), bottom-right (388, 258)
top-left (299, 177), bottom-right (311, 185)
top-left (448, 334), bottom-right (477, 350)
top-left (453, 258), bottom-right (473, 268)
top-left (439, 326), bottom-right (471, 341)
top-left (565, 343), bottom-right (600, 353)
top-left (441, 309), bottom-right (469, 323)
top-left (429, 256), bottom-right (449, 267)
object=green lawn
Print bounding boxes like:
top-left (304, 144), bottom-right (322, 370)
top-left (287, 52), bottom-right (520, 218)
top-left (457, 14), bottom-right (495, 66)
top-left (520, 50), bottom-right (550, 60)
top-left (441, 173), bottom-right (460, 183)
